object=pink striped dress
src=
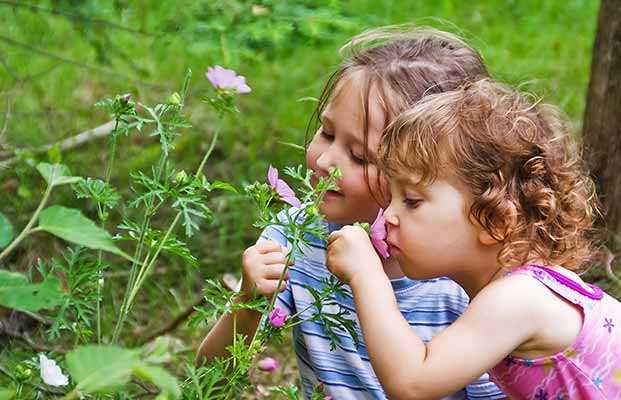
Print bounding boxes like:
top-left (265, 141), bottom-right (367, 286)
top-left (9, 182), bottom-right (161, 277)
top-left (489, 265), bottom-right (621, 399)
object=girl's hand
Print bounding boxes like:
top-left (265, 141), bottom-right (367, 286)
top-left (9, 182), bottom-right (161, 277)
top-left (327, 225), bottom-right (383, 285)
top-left (241, 240), bottom-right (292, 299)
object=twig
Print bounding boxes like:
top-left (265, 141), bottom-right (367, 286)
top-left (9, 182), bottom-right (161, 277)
top-left (0, 0), bottom-right (159, 37)
top-left (0, 120), bottom-right (116, 166)
top-left (138, 296), bottom-right (207, 344)
top-left (138, 274), bottom-right (239, 344)
top-left (0, 35), bottom-right (169, 89)
top-left (0, 320), bottom-right (65, 354)
top-left (131, 377), bottom-right (160, 397)
top-left (17, 310), bottom-right (52, 327)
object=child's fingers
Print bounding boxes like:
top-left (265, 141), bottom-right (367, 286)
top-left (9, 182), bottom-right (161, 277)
top-left (259, 279), bottom-right (288, 296)
top-left (255, 240), bottom-right (283, 254)
top-left (262, 264), bottom-right (290, 280)
top-left (259, 251), bottom-right (288, 266)
top-left (327, 230), bottom-right (341, 244)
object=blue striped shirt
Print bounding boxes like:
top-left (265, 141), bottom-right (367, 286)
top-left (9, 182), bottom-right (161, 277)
top-left (261, 211), bottom-right (505, 399)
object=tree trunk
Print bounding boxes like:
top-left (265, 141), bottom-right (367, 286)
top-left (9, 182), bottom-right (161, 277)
top-left (583, 0), bottom-right (621, 242)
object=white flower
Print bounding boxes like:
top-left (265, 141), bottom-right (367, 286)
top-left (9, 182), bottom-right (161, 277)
top-left (39, 354), bottom-right (69, 387)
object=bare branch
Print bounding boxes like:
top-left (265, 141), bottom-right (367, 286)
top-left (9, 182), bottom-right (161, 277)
top-left (138, 274), bottom-right (239, 344)
top-left (0, 320), bottom-right (65, 354)
top-left (138, 296), bottom-right (207, 345)
top-left (0, 120), bottom-right (116, 167)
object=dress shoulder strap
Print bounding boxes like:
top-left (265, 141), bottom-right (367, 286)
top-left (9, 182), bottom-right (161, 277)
top-left (509, 265), bottom-right (603, 306)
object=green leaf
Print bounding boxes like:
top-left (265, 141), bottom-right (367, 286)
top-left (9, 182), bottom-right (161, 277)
top-left (0, 212), bottom-right (13, 248)
top-left (38, 206), bottom-right (132, 260)
top-left (66, 345), bottom-right (140, 394)
top-left (36, 163), bottom-right (82, 187)
top-left (0, 270), bottom-right (63, 312)
top-left (0, 387), bottom-right (14, 400)
top-left (208, 180), bottom-right (237, 193)
top-left (133, 364), bottom-right (180, 399)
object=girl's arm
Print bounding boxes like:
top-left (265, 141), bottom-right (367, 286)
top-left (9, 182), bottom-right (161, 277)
top-left (195, 298), bottom-right (263, 365)
top-left (195, 240), bottom-right (290, 366)
top-left (328, 226), bottom-right (534, 400)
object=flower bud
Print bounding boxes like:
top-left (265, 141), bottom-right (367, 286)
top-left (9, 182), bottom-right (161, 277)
top-left (258, 357), bottom-right (280, 372)
top-left (174, 170), bottom-right (189, 185)
top-left (306, 204), bottom-right (319, 216)
top-left (268, 307), bottom-right (287, 328)
top-left (167, 92), bottom-right (182, 106)
top-left (15, 364), bottom-right (32, 381)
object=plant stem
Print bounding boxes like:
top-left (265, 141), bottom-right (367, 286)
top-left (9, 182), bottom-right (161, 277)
top-left (247, 239), bottom-right (297, 349)
top-left (233, 313), bottom-right (237, 368)
top-left (96, 118), bottom-right (120, 345)
top-left (113, 123), bottom-right (221, 342)
top-left (112, 151), bottom-right (167, 344)
top-left (0, 183), bottom-right (53, 263)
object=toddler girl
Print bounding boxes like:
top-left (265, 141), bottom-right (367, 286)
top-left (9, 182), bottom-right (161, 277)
top-left (327, 79), bottom-right (621, 399)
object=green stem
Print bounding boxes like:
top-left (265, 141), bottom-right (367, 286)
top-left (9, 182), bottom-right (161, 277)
top-left (96, 118), bottom-right (120, 345)
top-left (0, 183), bottom-right (53, 263)
top-left (112, 150), bottom-right (167, 344)
top-left (247, 239), bottom-right (297, 349)
top-left (114, 123), bottom-right (221, 340)
top-left (233, 313), bottom-right (237, 369)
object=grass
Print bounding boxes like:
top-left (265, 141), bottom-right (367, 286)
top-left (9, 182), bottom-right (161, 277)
top-left (0, 0), bottom-right (612, 396)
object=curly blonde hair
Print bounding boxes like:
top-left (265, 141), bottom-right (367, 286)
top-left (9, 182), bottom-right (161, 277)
top-left (379, 79), bottom-right (599, 271)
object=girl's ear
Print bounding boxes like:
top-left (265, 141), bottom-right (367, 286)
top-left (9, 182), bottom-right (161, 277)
top-left (478, 201), bottom-right (518, 246)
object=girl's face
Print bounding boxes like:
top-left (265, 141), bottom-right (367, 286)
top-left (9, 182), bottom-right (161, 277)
top-left (383, 175), bottom-right (490, 281)
top-left (306, 74), bottom-right (386, 224)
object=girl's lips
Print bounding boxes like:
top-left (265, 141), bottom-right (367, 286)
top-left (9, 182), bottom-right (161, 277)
top-left (324, 189), bottom-right (344, 197)
top-left (387, 241), bottom-right (400, 255)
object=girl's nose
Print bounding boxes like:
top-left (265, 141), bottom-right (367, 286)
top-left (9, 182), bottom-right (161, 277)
top-left (316, 145), bottom-right (337, 172)
top-left (383, 203), bottom-right (399, 226)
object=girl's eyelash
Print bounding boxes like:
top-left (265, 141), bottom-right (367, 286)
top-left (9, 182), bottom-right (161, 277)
top-left (350, 151), bottom-right (367, 165)
top-left (320, 129), bottom-right (334, 140)
top-left (403, 198), bottom-right (421, 208)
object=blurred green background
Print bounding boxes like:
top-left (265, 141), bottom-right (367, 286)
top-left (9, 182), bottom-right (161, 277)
top-left (0, 0), bottom-right (608, 361)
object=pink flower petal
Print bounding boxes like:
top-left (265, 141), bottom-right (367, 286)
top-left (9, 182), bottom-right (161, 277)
top-left (275, 178), bottom-right (295, 198)
top-left (268, 165), bottom-right (278, 189)
top-left (206, 65), bottom-right (252, 93)
top-left (370, 209), bottom-right (389, 259)
top-left (282, 195), bottom-right (302, 208)
top-left (371, 236), bottom-right (390, 259)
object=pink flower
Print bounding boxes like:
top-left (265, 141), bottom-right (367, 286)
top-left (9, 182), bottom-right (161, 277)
top-left (370, 209), bottom-right (389, 259)
top-left (268, 165), bottom-right (302, 208)
top-left (206, 65), bottom-right (251, 93)
top-left (258, 357), bottom-right (280, 372)
top-left (268, 306), bottom-right (288, 328)
top-left (325, 397), bottom-right (334, 400)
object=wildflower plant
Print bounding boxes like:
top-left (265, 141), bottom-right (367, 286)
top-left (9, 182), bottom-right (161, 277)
top-left (0, 66), bottom-right (248, 398)
top-left (0, 64), bottom-right (362, 399)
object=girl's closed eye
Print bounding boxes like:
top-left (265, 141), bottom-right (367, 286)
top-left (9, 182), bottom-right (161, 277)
top-left (403, 197), bottom-right (422, 209)
top-left (350, 150), bottom-right (367, 165)
top-left (320, 128), bottom-right (334, 140)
